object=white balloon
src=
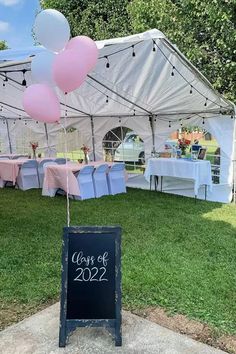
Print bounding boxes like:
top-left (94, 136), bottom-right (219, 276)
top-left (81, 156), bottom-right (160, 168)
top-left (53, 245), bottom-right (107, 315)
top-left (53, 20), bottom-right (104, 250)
top-left (31, 51), bottom-right (56, 87)
top-left (34, 9), bottom-right (70, 52)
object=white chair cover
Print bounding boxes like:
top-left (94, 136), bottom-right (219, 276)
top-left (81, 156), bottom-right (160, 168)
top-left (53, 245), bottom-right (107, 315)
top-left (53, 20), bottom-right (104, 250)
top-left (42, 161), bottom-right (58, 197)
top-left (93, 164), bottom-right (109, 198)
top-left (16, 160), bottom-right (40, 191)
top-left (76, 165), bottom-right (95, 200)
top-left (55, 158), bottom-right (67, 165)
top-left (107, 163), bottom-right (126, 195)
top-left (38, 159), bottom-right (54, 187)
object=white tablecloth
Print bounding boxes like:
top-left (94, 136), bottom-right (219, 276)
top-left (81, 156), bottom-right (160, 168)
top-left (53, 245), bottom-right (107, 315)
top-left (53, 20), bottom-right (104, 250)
top-left (144, 158), bottom-right (213, 195)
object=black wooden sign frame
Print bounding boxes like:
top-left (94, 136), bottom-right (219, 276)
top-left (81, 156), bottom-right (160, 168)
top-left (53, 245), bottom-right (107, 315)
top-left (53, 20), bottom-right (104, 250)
top-left (59, 226), bottom-right (122, 347)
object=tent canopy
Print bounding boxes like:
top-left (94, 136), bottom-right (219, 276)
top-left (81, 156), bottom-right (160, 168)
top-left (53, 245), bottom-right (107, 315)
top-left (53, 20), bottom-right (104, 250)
top-left (0, 29), bottom-right (235, 203)
top-left (0, 29), bottom-right (234, 122)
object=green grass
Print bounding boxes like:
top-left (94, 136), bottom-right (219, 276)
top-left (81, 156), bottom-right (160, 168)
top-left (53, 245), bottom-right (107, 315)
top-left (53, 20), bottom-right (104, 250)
top-left (0, 188), bottom-right (236, 334)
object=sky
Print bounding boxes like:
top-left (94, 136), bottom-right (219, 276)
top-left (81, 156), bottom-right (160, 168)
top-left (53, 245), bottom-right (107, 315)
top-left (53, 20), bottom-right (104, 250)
top-left (0, 0), bottom-right (40, 49)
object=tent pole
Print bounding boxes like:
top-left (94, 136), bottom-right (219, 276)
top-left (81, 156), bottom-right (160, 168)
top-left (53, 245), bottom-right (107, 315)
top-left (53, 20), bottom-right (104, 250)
top-left (44, 123), bottom-right (49, 156)
top-left (6, 119), bottom-right (12, 154)
top-left (90, 116), bottom-right (96, 161)
top-left (149, 115), bottom-right (156, 155)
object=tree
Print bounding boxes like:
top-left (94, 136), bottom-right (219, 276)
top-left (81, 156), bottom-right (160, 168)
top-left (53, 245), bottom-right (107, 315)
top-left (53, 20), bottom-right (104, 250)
top-left (0, 41), bottom-right (8, 50)
top-left (128, 0), bottom-right (236, 102)
top-left (40, 0), bottom-right (132, 39)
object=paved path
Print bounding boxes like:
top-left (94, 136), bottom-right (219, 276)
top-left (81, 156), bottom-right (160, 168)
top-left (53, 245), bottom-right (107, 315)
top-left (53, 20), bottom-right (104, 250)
top-left (0, 303), bottom-right (226, 354)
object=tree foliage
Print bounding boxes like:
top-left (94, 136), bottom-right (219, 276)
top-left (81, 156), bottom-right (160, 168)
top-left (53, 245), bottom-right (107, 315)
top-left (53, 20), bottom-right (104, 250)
top-left (0, 41), bottom-right (8, 50)
top-left (128, 0), bottom-right (236, 102)
top-left (41, 0), bottom-right (236, 102)
top-left (40, 0), bottom-right (132, 39)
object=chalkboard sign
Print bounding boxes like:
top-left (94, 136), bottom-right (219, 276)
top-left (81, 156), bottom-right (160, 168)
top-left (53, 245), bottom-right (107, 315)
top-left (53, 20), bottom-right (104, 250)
top-left (59, 226), bottom-right (122, 347)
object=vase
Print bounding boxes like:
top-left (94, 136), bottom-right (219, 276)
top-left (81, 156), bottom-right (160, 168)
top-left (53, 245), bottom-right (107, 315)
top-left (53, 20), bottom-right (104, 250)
top-left (84, 153), bottom-right (88, 164)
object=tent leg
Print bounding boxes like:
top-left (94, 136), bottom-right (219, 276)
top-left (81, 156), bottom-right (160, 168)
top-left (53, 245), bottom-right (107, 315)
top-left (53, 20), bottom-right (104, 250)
top-left (90, 116), bottom-right (96, 161)
top-left (149, 115), bottom-right (156, 155)
top-left (44, 123), bottom-right (49, 157)
top-left (6, 119), bottom-right (12, 154)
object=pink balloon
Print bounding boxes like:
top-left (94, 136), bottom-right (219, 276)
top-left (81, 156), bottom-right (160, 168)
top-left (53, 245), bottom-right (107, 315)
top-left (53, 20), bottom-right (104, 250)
top-left (66, 35), bottom-right (98, 71)
top-left (23, 84), bottom-right (60, 123)
top-left (53, 49), bottom-right (88, 93)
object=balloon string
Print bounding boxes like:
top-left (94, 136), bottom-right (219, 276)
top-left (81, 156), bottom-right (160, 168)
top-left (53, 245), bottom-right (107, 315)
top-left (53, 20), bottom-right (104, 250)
top-left (60, 93), bottom-right (70, 227)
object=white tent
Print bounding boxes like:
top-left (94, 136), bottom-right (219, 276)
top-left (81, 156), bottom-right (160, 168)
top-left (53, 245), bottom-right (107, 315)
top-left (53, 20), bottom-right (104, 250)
top-left (0, 29), bottom-right (235, 202)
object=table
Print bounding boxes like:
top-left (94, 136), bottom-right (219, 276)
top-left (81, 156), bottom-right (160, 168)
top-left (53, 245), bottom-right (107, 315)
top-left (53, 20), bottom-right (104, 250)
top-left (0, 159), bottom-right (28, 185)
top-left (144, 158), bottom-right (213, 198)
top-left (42, 161), bottom-right (114, 197)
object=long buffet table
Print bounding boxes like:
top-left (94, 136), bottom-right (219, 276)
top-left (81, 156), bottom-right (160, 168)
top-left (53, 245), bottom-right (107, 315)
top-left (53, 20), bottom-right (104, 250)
top-left (144, 157), bottom-right (213, 197)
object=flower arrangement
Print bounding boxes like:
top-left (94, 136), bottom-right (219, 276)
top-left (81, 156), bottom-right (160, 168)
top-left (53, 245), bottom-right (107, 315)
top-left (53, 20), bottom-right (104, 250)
top-left (81, 144), bottom-right (90, 164)
top-left (30, 141), bottom-right (38, 159)
top-left (177, 138), bottom-right (191, 155)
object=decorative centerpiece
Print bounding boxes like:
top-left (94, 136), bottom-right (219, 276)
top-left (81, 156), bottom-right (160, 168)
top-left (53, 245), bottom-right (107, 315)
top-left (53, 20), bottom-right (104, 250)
top-left (30, 141), bottom-right (38, 159)
top-left (81, 144), bottom-right (90, 164)
top-left (177, 138), bottom-right (191, 156)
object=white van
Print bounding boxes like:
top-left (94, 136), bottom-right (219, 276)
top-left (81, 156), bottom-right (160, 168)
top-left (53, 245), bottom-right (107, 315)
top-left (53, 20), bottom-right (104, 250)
top-left (114, 131), bottom-right (177, 164)
top-left (114, 132), bottom-right (145, 164)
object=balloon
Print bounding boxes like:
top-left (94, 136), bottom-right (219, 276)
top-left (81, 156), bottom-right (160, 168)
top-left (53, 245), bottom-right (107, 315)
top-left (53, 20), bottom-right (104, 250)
top-left (53, 49), bottom-right (88, 93)
top-left (31, 51), bottom-right (56, 87)
top-left (34, 9), bottom-right (70, 52)
top-left (23, 84), bottom-right (60, 123)
top-left (66, 35), bottom-right (98, 71)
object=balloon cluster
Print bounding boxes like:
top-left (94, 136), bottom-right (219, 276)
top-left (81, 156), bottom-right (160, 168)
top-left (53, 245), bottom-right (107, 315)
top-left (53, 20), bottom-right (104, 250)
top-left (23, 9), bottom-right (98, 124)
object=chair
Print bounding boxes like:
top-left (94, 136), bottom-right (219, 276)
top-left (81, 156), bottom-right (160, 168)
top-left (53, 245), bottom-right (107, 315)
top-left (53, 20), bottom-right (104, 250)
top-left (107, 163), bottom-right (126, 195)
top-left (42, 161), bottom-right (58, 197)
top-left (55, 158), bottom-right (67, 165)
top-left (38, 159), bottom-right (54, 187)
top-left (16, 160), bottom-right (40, 190)
top-left (0, 156), bottom-right (10, 159)
top-left (76, 165), bottom-right (95, 200)
top-left (93, 164), bottom-right (109, 198)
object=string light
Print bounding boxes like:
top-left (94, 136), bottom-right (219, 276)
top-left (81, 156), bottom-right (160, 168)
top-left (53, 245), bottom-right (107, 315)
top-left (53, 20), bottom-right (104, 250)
top-left (13, 120), bottom-right (16, 124)
top-left (190, 85), bottom-right (193, 94)
top-left (169, 121), bottom-right (171, 128)
top-left (171, 66), bottom-right (175, 76)
top-left (106, 96), bottom-right (109, 103)
top-left (105, 56), bottom-right (110, 68)
top-left (3, 120), bottom-right (5, 124)
top-left (202, 118), bottom-right (205, 125)
top-left (132, 45), bottom-right (135, 57)
top-left (204, 97), bottom-right (208, 107)
top-left (119, 117), bottom-right (121, 123)
top-left (3, 81), bottom-right (5, 87)
top-left (0, 105), bottom-right (2, 111)
top-left (133, 109), bottom-right (136, 116)
top-left (24, 121), bottom-right (27, 125)
top-left (4, 72), bottom-right (8, 82)
top-left (22, 69), bottom-right (27, 86)
top-left (180, 119), bottom-right (183, 127)
top-left (36, 121), bottom-right (38, 124)
top-left (152, 40), bottom-right (156, 52)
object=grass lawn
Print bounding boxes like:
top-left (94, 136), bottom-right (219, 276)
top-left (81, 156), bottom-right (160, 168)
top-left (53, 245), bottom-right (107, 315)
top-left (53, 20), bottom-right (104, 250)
top-left (0, 188), bottom-right (236, 335)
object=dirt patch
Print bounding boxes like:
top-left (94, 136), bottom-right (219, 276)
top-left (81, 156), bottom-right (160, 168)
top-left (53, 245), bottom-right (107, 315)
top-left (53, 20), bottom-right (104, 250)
top-left (132, 307), bottom-right (236, 354)
top-left (0, 299), bottom-right (58, 331)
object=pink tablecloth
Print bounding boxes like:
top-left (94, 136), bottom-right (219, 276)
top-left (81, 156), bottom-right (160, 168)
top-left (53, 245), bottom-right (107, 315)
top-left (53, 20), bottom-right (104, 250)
top-left (0, 159), bottom-right (28, 185)
top-left (43, 161), bottom-right (115, 197)
top-left (43, 162), bottom-right (81, 196)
